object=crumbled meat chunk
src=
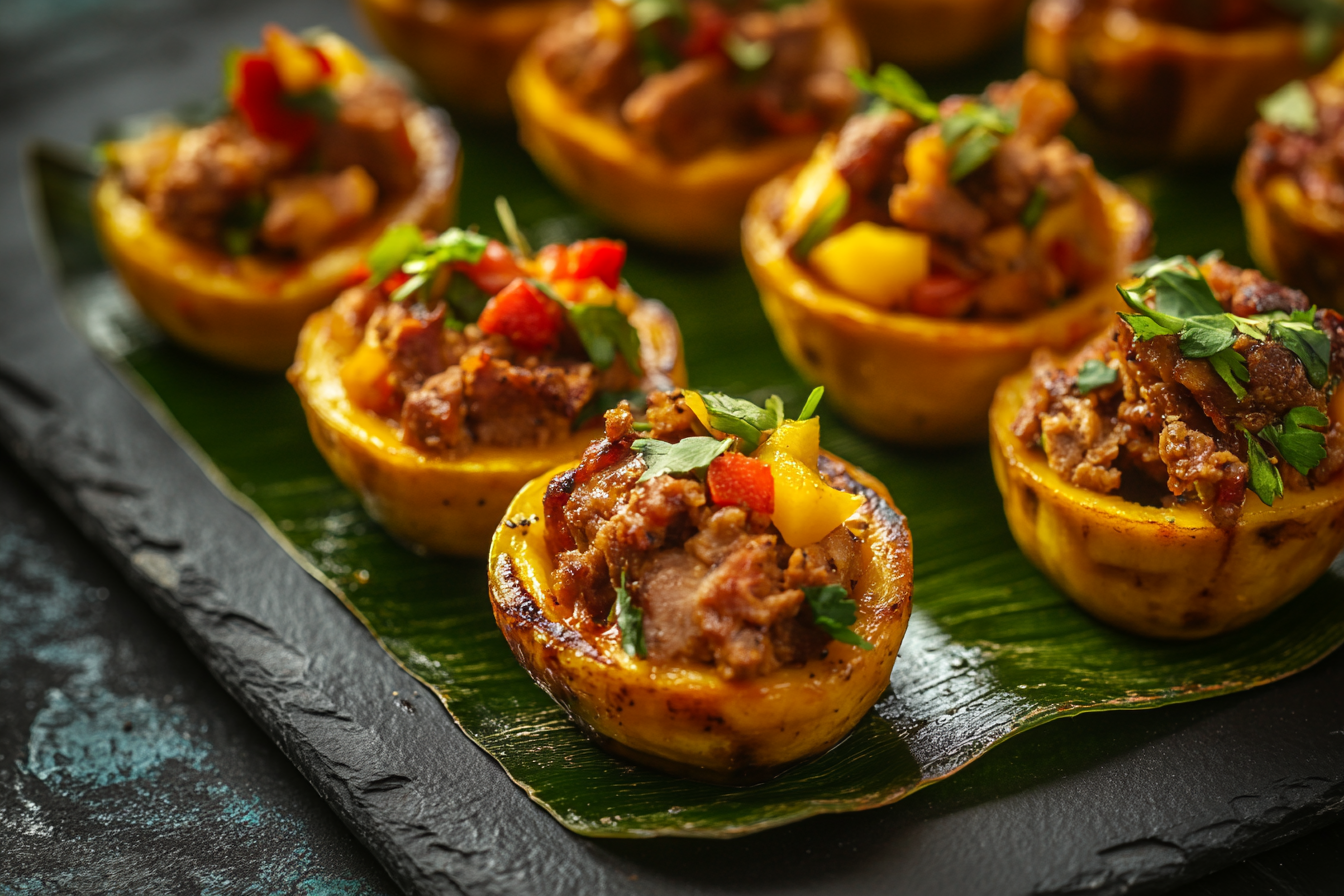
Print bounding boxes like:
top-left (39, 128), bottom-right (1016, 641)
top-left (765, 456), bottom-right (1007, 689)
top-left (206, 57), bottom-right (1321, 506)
top-left (260, 166), bottom-right (378, 256)
top-left (401, 368), bottom-right (468, 451)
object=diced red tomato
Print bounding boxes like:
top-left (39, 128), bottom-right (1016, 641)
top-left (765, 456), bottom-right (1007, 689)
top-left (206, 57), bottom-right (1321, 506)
top-left (680, 1), bottom-right (730, 59)
top-left (909, 273), bottom-right (978, 318)
top-left (230, 52), bottom-right (318, 152)
top-left (707, 452), bottom-right (775, 514)
top-left (454, 240), bottom-right (526, 295)
top-left (477, 278), bottom-right (565, 353)
top-left (568, 239), bottom-right (627, 289)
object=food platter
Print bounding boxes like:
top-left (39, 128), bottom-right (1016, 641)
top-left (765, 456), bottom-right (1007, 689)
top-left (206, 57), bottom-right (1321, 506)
top-left (4, 0), bottom-right (1344, 892)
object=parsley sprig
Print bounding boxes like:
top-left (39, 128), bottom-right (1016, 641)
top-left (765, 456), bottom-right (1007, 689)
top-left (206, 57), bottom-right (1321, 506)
top-left (610, 571), bottom-right (646, 657)
top-left (802, 584), bottom-right (873, 650)
top-left (1076, 359), bottom-right (1117, 395)
top-left (367, 224), bottom-right (491, 308)
top-left (1241, 407), bottom-right (1331, 505)
top-left (1116, 256), bottom-right (1331, 399)
top-left (847, 64), bottom-right (1017, 183)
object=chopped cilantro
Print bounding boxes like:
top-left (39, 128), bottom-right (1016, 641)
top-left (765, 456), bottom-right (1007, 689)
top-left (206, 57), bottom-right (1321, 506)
top-left (1242, 425), bottom-right (1284, 506)
top-left (1207, 347), bottom-right (1250, 400)
top-left (948, 129), bottom-right (1001, 182)
top-left (632, 436), bottom-right (730, 482)
top-left (568, 303), bottom-right (643, 374)
top-left (1177, 315), bottom-right (1238, 359)
top-left (802, 584), bottom-right (873, 650)
top-left (1270, 318), bottom-right (1330, 388)
top-left (1076, 359), bottom-right (1117, 395)
top-left (366, 223), bottom-right (424, 283)
top-left (798, 385), bottom-right (824, 421)
top-left (612, 572), bottom-right (646, 658)
top-left (695, 391), bottom-right (780, 453)
top-left (794, 185), bottom-right (850, 257)
top-left (1259, 80), bottom-right (1319, 134)
top-left (1021, 185), bottom-right (1049, 230)
top-left (847, 64), bottom-right (938, 122)
top-left (1258, 406), bottom-right (1330, 476)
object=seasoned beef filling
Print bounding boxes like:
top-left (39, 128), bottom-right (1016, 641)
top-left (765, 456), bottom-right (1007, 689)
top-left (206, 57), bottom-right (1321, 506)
top-left (110, 31), bottom-right (419, 257)
top-left (535, 0), bottom-right (855, 160)
top-left (1013, 260), bottom-right (1344, 527)
top-left (542, 395), bottom-right (864, 679)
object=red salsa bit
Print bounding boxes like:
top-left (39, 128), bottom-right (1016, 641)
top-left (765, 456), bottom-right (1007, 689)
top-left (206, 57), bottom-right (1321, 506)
top-left (707, 452), bottom-right (775, 515)
top-left (477, 278), bottom-right (565, 353)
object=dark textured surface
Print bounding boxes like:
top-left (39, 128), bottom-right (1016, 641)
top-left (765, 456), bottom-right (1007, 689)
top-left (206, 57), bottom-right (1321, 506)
top-left (2, 0), bottom-right (1344, 893)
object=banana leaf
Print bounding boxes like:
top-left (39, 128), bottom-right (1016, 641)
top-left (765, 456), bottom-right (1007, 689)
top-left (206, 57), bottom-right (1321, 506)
top-left (27, 100), bottom-right (1344, 839)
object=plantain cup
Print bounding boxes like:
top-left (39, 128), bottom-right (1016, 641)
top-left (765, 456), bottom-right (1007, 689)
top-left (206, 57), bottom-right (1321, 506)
top-left (508, 9), bottom-right (867, 253)
top-left (354, 0), bottom-right (576, 118)
top-left (94, 107), bottom-right (460, 372)
top-left (487, 452), bottom-right (912, 783)
top-left (288, 297), bottom-right (686, 557)
top-left (743, 173), bottom-right (1151, 445)
top-left (841, 0), bottom-right (1028, 69)
top-left (1026, 0), bottom-right (1330, 160)
top-left (990, 366), bottom-right (1344, 639)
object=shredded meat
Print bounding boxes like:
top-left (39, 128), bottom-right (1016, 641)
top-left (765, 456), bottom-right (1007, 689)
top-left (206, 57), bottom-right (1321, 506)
top-left (545, 401), bottom-right (854, 679)
top-left (1014, 260), bottom-right (1344, 526)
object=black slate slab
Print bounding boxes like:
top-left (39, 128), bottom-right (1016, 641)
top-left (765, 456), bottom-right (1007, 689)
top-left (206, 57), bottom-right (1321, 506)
top-left (2, 0), bottom-right (1343, 893)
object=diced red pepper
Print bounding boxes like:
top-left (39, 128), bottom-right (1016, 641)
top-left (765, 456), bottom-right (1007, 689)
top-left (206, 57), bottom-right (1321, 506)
top-left (229, 52), bottom-right (319, 152)
top-left (909, 273), bottom-right (978, 318)
top-left (707, 452), bottom-right (775, 515)
top-left (680, 1), bottom-right (730, 59)
top-left (568, 239), bottom-right (627, 289)
top-left (454, 240), bottom-right (526, 295)
top-left (477, 278), bottom-right (565, 353)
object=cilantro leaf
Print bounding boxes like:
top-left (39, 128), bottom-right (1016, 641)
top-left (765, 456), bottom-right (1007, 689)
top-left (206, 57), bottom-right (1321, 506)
top-left (802, 584), bottom-right (873, 650)
top-left (612, 572), bottom-right (646, 658)
top-left (568, 303), bottom-right (643, 374)
top-left (947, 129), bottom-right (1001, 182)
top-left (1178, 315), bottom-right (1238, 358)
top-left (1021, 185), bottom-right (1048, 231)
top-left (794, 184), bottom-right (850, 256)
top-left (1259, 79), bottom-right (1319, 134)
top-left (798, 385), bottom-right (824, 421)
top-left (847, 64), bottom-right (938, 122)
top-left (366, 223), bottom-right (424, 283)
top-left (1208, 347), bottom-right (1250, 400)
top-left (1270, 319), bottom-right (1331, 388)
top-left (282, 85), bottom-right (339, 120)
top-left (632, 436), bottom-right (729, 482)
top-left (1241, 425), bottom-right (1284, 506)
top-left (696, 392), bottom-right (779, 453)
top-left (1120, 312), bottom-right (1177, 341)
top-left (1144, 259), bottom-right (1223, 317)
top-left (1259, 406), bottom-right (1330, 476)
top-left (941, 101), bottom-right (1015, 143)
top-left (766, 394), bottom-right (786, 430)
top-left (1076, 359), bottom-right (1117, 395)
top-left (1117, 284), bottom-right (1185, 332)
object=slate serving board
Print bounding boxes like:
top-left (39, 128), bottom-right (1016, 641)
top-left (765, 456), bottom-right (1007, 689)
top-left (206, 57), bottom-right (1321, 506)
top-left (3, 0), bottom-right (1344, 893)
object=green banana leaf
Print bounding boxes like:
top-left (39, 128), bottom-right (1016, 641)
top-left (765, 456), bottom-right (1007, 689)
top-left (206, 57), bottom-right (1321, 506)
top-left (28, 67), bottom-right (1344, 838)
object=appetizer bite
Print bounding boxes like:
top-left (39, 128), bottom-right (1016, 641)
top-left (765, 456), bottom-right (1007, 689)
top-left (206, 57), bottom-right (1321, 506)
top-left (992, 255), bottom-right (1344, 638)
top-left (488, 389), bottom-right (913, 781)
top-left (1239, 57), bottom-right (1344, 311)
top-left (1027, 0), bottom-right (1339, 160)
top-left (509, 0), bottom-right (867, 252)
top-left (95, 26), bottom-right (459, 371)
top-left (743, 67), bottom-right (1152, 444)
top-left (355, 0), bottom-right (576, 118)
top-left (841, 0), bottom-right (1028, 69)
top-left (289, 217), bottom-right (686, 556)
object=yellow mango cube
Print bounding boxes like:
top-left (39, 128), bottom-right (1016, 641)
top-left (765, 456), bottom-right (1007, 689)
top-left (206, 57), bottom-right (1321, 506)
top-left (755, 418), bottom-right (864, 548)
top-left (810, 223), bottom-right (931, 307)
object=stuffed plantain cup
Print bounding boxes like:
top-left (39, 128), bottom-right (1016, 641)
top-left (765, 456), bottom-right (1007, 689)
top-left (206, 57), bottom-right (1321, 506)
top-left (744, 67), bottom-right (1152, 445)
top-left (94, 25), bottom-right (460, 372)
top-left (289, 220), bottom-right (686, 556)
top-left (1027, 0), bottom-right (1339, 160)
top-left (1238, 55), bottom-right (1344, 311)
top-left (992, 255), bottom-right (1344, 638)
top-left (354, 0), bottom-right (577, 118)
top-left (509, 0), bottom-right (866, 252)
top-left (840, 0), bottom-right (1028, 69)
top-left (488, 387), bottom-right (913, 782)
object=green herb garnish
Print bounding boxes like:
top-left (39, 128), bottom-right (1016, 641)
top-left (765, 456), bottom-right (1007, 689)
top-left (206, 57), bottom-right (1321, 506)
top-left (723, 32), bottom-right (772, 71)
top-left (1242, 424), bottom-right (1285, 506)
top-left (847, 64), bottom-right (938, 122)
top-left (611, 571), bottom-right (646, 658)
top-left (632, 436), bottom-right (730, 482)
top-left (1021, 185), bottom-right (1049, 231)
top-left (282, 85), bottom-right (339, 120)
top-left (793, 183), bottom-right (850, 257)
top-left (694, 391), bottom-right (783, 453)
top-left (366, 223), bottom-right (424, 283)
top-left (797, 385), bottom-right (824, 421)
top-left (494, 195), bottom-right (532, 258)
top-left (1076, 359), bottom-right (1117, 395)
top-left (220, 194), bottom-right (268, 257)
top-left (1259, 406), bottom-right (1330, 476)
top-left (382, 228), bottom-right (492, 306)
top-left (568, 303), bottom-right (644, 374)
top-left (802, 584), bottom-right (873, 650)
top-left (1259, 80), bottom-right (1319, 135)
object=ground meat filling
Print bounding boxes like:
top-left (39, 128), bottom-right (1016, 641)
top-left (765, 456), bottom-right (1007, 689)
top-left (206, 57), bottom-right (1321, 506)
top-left (822, 71), bottom-right (1138, 318)
top-left (1013, 260), bottom-right (1344, 526)
top-left (113, 68), bottom-right (418, 256)
top-left (543, 396), bottom-right (862, 680)
top-left (535, 0), bottom-right (855, 160)
top-left (332, 286), bottom-right (642, 453)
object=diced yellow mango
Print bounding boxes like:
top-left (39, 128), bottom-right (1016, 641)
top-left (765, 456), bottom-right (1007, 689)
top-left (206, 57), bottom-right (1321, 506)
top-left (782, 136), bottom-right (846, 235)
top-left (340, 340), bottom-right (396, 417)
top-left (265, 25), bottom-right (327, 94)
top-left (980, 224), bottom-right (1027, 265)
top-left (311, 32), bottom-right (369, 84)
top-left (809, 223), bottom-right (931, 308)
top-left (755, 418), bottom-right (864, 548)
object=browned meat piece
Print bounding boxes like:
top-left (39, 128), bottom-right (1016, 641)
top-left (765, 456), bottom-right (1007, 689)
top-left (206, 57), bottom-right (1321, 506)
top-left (1156, 420), bottom-right (1247, 525)
top-left (373, 301), bottom-right (450, 391)
top-left (259, 166), bottom-right (378, 257)
top-left (640, 549), bottom-right (712, 663)
top-left (401, 368), bottom-right (468, 451)
top-left (621, 57), bottom-right (740, 160)
top-left (644, 390), bottom-right (700, 441)
top-left (466, 353), bottom-right (598, 447)
top-left (833, 110), bottom-right (916, 200)
top-left (318, 74), bottom-right (418, 196)
top-left (1039, 394), bottom-right (1124, 493)
top-left (146, 117), bottom-right (294, 245)
top-left (1205, 258), bottom-right (1311, 317)
top-left (536, 10), bottom-right (641, 111)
